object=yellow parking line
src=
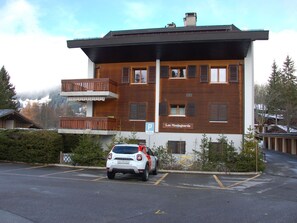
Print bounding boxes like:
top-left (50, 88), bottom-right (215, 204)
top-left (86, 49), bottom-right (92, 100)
top-left (213, 175), bottom-right (226, 189)
top-left (91, 176), bottom-right (106, 182)
top-left (227, 174), bottom-right (261, 188)
top-left (154, 173), bottom-right (169, 185)
top-left (40, 168), bottom-right (84, 177)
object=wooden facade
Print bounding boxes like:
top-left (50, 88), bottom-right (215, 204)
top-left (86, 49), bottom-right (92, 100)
top-left (94, 60), bottom-right (244, 134)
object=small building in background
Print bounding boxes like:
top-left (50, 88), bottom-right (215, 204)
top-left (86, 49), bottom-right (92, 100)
top-left (0, 109), bottom-right (42, 129)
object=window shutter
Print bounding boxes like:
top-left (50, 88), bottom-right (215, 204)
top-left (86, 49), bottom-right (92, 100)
top-left (210, 104), bottom-right (218, 121)
top-left (210, 104), bottom-right (227, 121)
top-left (187, 65), bottom-right (196, 78)
top-left (200, 65), bottom-right (209, 82)
top-left (159, 101), bottom-right (168, 116)
top-left (178, 141), bottom-right (186, 154)
top-left (129, 103), bottom-right (137, 119)
top-left (218, 104), bottom-right (227, 121)
top-left (229, 65), bottom-right (239, 82)
top-left (186, 103), bottom-right (195, 116)
top-left (160, 66), bottom-right (169, 78)
top-left (138, 103), bottom-right (147, 120)
top-left (148, 66), bottom-right (156, 83)
top-left (168, 141), bottom-right (176, 153)
top-left (122, 67), bottom-right (130, 83)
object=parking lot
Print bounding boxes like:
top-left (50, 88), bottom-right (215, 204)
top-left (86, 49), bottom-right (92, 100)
top-left (1, 149), bottom-right (297, 223)
top-left (0, 162), bottom-right (265, 191)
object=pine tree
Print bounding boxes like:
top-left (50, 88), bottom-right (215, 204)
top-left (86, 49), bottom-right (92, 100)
top-left (280, 56), bottom-right (297, 132)
top-left (266, 60), bottom-right (282, 120)
top-left (0, 66), bottom-right (18, 110)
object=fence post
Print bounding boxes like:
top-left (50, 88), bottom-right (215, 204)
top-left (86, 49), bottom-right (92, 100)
top-left (60, 151), bottom-right (63, 164)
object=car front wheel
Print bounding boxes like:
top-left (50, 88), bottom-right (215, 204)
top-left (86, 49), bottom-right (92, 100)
top-left (107, 171), bottom-right (115, 179)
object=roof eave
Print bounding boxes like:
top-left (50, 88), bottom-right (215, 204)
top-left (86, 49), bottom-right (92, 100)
top-left (67, 30), bottom-right (269, 49)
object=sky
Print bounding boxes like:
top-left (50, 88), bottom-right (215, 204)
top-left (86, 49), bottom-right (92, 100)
top-left (0, 0), bottom-right (297, 93)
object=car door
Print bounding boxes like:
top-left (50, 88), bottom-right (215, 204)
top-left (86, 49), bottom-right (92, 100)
top-left (147, 148), bottom-right (156, 170)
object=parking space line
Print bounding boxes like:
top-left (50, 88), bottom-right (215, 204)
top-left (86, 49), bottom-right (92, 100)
top-left (40, 168), bottom-right (84, 177)
top-left (0, 165), bottom-right (47, 172)
top-left (227, 174), bottom-right (261, 188)
top-left (91, 176), bottom-right (106, 182)
top-left (154, 173), bottom-right (169, 185)
top-left (213, 175), bottom-right (226, 189)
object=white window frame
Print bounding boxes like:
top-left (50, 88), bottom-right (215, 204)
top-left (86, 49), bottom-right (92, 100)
top-left (132, 68), bottom-right (147, 84)
top-left (170, 67), bottom-right (186, 79)
top-left (210, 67), bottom-right (227, 83)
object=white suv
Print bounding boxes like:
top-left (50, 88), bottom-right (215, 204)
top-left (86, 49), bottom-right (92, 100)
top-left (106, 144), bottom-right (158, 181)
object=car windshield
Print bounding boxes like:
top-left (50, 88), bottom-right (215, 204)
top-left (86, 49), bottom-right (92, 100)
top-left (112, 146), bottom-right (138, 154)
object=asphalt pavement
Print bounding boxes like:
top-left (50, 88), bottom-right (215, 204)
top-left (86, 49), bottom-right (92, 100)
top-left (0, 149), bottom-right (296, 223)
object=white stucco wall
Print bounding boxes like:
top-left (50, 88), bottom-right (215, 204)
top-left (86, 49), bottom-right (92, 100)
top-left (118, 131), bottom-right (243, 154)
top-left (86, 58), bottom-right (94, 117)
top-left (244, 42), bottom-right (254, 133)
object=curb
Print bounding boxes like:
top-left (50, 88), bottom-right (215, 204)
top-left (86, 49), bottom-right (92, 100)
top-left (50, 164), bottom-right (260, 176)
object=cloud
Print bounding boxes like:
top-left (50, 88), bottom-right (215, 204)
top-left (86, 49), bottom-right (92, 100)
top-left (123, 2), bottom-right (156, 28)
top-left (254, 30), bottom-right (297, 85)
top-left (0, 0), bottom-right (87, 93)
top-left (0, 0), bottom-right (40, 34)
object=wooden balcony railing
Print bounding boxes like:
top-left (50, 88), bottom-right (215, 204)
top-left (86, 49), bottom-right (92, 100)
top-left (60, 117), bottom-right (117, 131)
top-left (61, 78), bottom-right (118, 94)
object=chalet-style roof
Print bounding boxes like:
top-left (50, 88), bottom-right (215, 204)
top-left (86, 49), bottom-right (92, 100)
top-left (0, 109), bottom-right (42, 129)
top-left (67, 24), bottom-right (269, 63)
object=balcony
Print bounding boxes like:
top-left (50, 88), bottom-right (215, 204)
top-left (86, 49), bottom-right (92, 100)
top-left (58, 117), bottom-right (117, 135)
top-left (60, 78), bottom-right (118, 101)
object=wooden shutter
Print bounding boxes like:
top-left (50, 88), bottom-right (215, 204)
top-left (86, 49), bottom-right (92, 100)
top-left (210, 104), bottom-right (227, 121)
top-left (210, 104), bottom-right (218, 121)
top-left (160, 66), bottom-right (169, 78)
top-left (129, 103), bottom-right (146, 120)
top-left (187, 65), bottom-right (196, 78)
top-left (168, 141), bottom-right (186, 154)
top-left (200, 65), bottom-right (209, 82)
top-left (129, 103), bottom-right (137, 119)
top-left (186, 103), bottom-right (195, 116)
top-left (138, 103), bottom-right (146, 120)
top-left (122, 67), bottom-right (130, 83)
top-left (229, 65), bottom-right (239, 82)
top-left (168, 141), bottom-right (176, 153)
top-left (218, 104), bottom-right (227, 121)
top-left (148, 66), bottom-right (156, 83)
top-left (159, 101), bottom-right (168, 116)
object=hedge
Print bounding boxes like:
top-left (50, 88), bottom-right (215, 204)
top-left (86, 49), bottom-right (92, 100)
top-left (0, 129), bottom-right (63, 164)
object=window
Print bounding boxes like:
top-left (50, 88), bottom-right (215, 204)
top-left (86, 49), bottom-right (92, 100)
top-left (210, 67), bottom-right (227, 83)
top-left (171, 67), bottom-right (186, 78)
top-left (168, 141), bottom-right (186, 154)
top-left (209, 103), bottom-right (228, 122)
top-left (170, 104), bottom-right (185, 116)
top-left (133, 68), bottom-right (147, 84)
top-left (129, 103), bottom-right (146, 120)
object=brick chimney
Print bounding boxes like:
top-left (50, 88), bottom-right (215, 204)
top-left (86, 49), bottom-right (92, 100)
top-left (183, 12), bottom-right (197, 27)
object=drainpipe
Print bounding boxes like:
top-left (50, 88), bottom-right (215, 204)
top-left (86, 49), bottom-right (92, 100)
top-left (155, 59), bottom-right (160, 133)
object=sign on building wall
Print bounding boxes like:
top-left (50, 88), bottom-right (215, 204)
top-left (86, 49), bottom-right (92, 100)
top-left (163, 123), bottom-right (194, 129)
